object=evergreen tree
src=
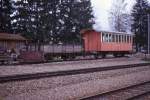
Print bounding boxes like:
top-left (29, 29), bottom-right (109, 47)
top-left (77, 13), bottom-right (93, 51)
top-left (58, 0), bottom-right (94, 44)
top-left (12, 0), bottom-right (94, 44)
top-left (12, 0), bottom-right (30, 35)
top-left (71, 0), bottom-right (94, 43)
top-left (49, 0), bottom-right (61, 43)
top-left (131, 0), bottom-right (149, 50)
top-left (0, 0), bottom-right (13, 33)
top-left (27, 0), bottom-right (49, 43)
top-left (12, 0), bottom-right (56, 43)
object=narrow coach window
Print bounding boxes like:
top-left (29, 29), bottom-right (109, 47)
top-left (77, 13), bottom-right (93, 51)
top-left (116, 35), bottom-right (118, 43)
top-left (121, 35), bottom-right (124, 43)
top-left (127, 36), bottom-right (129, 43)
top-left (124, 35), bottom-right (126, 43)
top-left (106, 33), bottom-right (109, 42)
top-left (112, 34), bottom-right (115, 42)
top-left (119, 35), bottom-right (121, 42)
top-left (102, 33), bottom-right (105, 42)
top-left (109, 34), bottom-right (112, 42)
top-left (130, 36), bottom-right (132, 43)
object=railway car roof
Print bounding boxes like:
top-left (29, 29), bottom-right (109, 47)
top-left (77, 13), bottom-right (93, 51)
top-left (80, 29), bottom-right (133, 35)
top-left (0, 33), bottom-right (27, 41)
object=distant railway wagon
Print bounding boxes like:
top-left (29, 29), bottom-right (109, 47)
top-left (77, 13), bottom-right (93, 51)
top-left (43, 45), bottom-right (83, 60)
top-left (43, 45), bottom-right (82, 53)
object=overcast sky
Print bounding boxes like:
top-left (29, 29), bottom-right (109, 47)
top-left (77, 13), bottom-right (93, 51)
top-left (91, 0), bottom-right (150, 31)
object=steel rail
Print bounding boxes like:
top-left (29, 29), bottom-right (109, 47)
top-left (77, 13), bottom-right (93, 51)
top-left (127, 92), bottom-right (150, 100)
top-left (0, 56), bottom-right (131, 66)
top-left (0, 63), bottom-right (150, 83)
top-left (81, 81), bottom-right (150, 100)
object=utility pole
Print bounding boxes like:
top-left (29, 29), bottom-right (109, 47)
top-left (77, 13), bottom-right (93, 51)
top-left (148, 14), bottom-right (150, 54)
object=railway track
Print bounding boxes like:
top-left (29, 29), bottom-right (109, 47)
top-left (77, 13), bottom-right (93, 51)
top-left (1, 56), bottom-right (132, 66)
top-left (3, 66), bottom-right (150, 100)
top-left (129, 92), bottom-right (150, 100)
top-left (81, 81), bottom-right (150, 100)
top-left (0, 62), bottom-right (150, 83)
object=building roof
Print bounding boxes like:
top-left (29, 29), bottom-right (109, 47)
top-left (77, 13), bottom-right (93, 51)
top-left (0, 33), bottom-right (27, 41)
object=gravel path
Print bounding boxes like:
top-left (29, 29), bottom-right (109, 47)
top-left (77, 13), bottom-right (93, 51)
top-left (0, 66), bottom-right (150, 99)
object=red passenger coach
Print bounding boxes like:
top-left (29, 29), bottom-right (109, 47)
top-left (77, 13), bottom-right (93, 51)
top-left (81, 29), bottom-right (133, 57)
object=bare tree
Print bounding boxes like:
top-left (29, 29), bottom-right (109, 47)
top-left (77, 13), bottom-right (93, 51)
top-left (109, 0), bottom-right (131, 32)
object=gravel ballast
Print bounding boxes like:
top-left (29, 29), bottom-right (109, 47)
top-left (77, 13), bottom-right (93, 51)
top-left (0, 66), bottom-right (150, 99)
top-left (4, 69), bottom-right (150, 100)
top-left (0, 58), bottom-right (147, 76)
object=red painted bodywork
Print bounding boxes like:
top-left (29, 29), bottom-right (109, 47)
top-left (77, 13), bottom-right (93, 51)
top-left (81, 29), bottom-right (133, 52)
top-left (82, 30), bottom-right (101, 52)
